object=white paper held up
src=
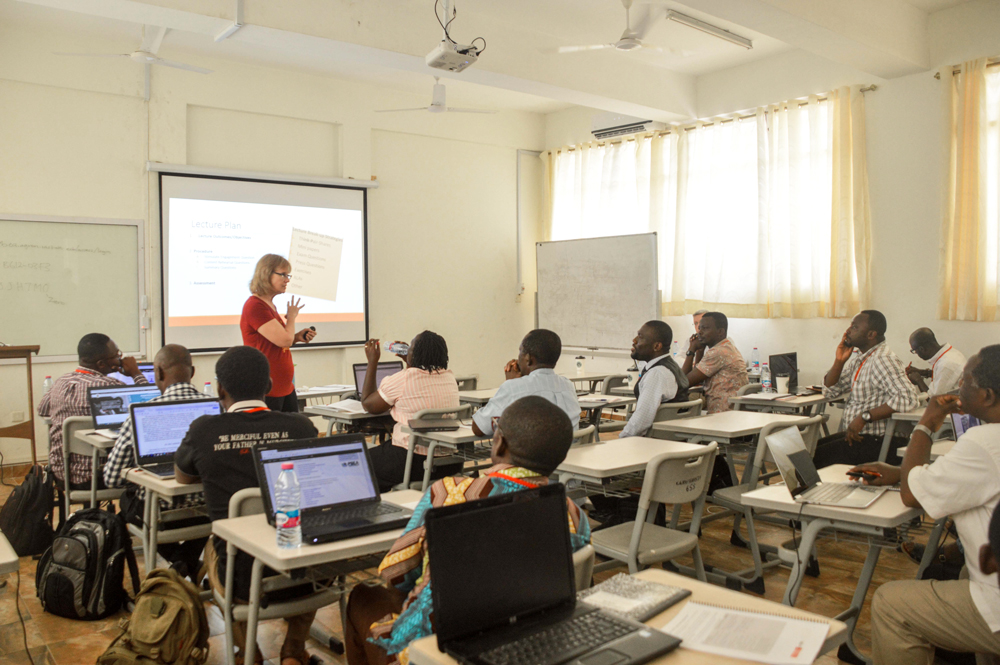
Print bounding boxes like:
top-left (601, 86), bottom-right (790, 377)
top-left (287, 227), bottom-right (344, 302)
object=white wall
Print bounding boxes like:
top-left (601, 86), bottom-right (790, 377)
top-left (0, 7), bottom-right (544, 464)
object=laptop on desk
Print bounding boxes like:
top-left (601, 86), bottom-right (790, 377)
top-left (131, 398), bottom-right (221, 477)
top-left (108, 362), bottom-right (156, 386)
top-left (253, 435), bottom-right (413, 545)
top-left (766, 427), bottom-right (887, 508)
top-left (426, 483), bottom-right (680, 665)
top-left (87, 384), bottom-right (162, 437)
top-left (952, 412), bottom-right (982, 439)
top-left (352, 361), bottom-right (404, 395)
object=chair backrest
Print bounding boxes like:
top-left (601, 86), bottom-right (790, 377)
top-left (571, 425), bottom-right (596, 446)
top-left (650, 399), bottom-right (702, 427)
top-left (228, 487), bottom-right (264, 519)
top-left (737, 383), bottom-right (762, 397)
top-left (600, 375), bottom-right (629, 394)
top-left (412, 404), bottom-right (473, 421)
top-left (572, 544), bottom-right (595, 590)
top-left (748, 415), bottom-right (828, 487)
top-left (455, 375), bottom-right (478, 391)
top-left (63, 416), bottom-right (96, 457)
top-left (638, 443), bottom-right (718, 510)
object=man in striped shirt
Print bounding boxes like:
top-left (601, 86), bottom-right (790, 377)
top-left (103, 344), bottom-right (208, 577)
top-left (815, 310), bottom-right (919, 467)
top-left (38, 332), bottom-right (151, 488)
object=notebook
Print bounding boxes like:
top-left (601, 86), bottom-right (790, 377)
top-left (87, 384), bottom-right (162, 437)
top-left (252, 435), bottom-right (412, 545)
top-left (426, 483), bottom-right (680, 665)
top-left (130, 398), bottom-right (221, 477)
top-left (352, 361), bottom-right (404, 395)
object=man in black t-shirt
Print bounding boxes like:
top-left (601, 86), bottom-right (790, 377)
top-left (175, 346), bottom-right (317, 665)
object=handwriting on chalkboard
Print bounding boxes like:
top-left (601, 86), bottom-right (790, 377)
top-left (0, 240), bottom-right (111, 255)
top-left (0, 281), bottom-right (49, 293)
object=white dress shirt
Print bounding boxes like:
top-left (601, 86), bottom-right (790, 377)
top-left (620, 355), bottom-right (678, 438)
top-left (472, 368), bottom-right (580, 436)
top-left (928, 344), bottom-right (967, 396)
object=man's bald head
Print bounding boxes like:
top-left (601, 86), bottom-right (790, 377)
top-left (909, 328), bottom-right (941, 361)
top-left (153, 344), bottom-right (195, 392)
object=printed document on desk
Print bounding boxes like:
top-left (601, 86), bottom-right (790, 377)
top-left (325, 399), bottom-right (366, 414)
top-left (661, 601), bottom-right (828, 664)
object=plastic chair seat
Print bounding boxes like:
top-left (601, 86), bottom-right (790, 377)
top-left (591, 522), bottom-right (699, 566)
top-left (711, 484), bottom-right (750, 509)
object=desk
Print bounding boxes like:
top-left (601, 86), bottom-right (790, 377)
top-left (407, 568), bottom-right (848, 665)
top-left (398, 425), bottom-right (491, 490)
top-left (650, 411), bottom-right (807, 444)
top-left (0, 531), bottom-right (17, 575)
top-left (742, 464), bottom-right (922, 663)
top-left (878, 406), bottom-right (925, 462)
top-left (296, 385), bottom-right (354, 410)
top-left (897, 439), bottom-right (955, 460)
top-left (577, 394), bottom-right (637, 428)
top-left (74, 429), bottom-right (118, 507)
top-left (303, 404), bottom-right (387, 436)
top-left (125, 468), bottom-right (208, 568)
top-left (212, 489), bottom-right (422, 665)
top-left (557, 437), bottom-right (702, 485)
top-left (562, 372), bottom-right (612, 393)
top-left (729, 392), bottom-right (834, 415)
top-left (457, 388), bottom-right (497, 407)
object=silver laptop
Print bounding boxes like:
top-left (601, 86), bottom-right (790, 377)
top-left (352, 361), bottom-right (404, 395)
top-left (87, 384), bottom-right (161, 437)
top-left (130, 398), bottom-right (221, 477)
top-left (766, 427), bottom-right (887, 508)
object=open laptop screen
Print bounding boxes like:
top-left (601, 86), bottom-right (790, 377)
top-left (952, 413), bottom-right (982, 439)
top-left (108, 363), bottom-right (156, 385)
top-left (353, 362), bottom-right (404, 395)
top-left (132, 399), bottom-right (221, 462)
top-left (764, 426), bottom-right (821, 496)
top-left (88, 384), bottom-right (162, 429)
top-left (426, 484), bottom-right (576, 645)
top-left (257, 438), bottom-right (378, 511)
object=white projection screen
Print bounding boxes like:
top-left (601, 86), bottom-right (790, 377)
top-left (160, 173), bottom-right (369, 352)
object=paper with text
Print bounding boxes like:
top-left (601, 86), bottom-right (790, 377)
top-left (287, 227), bottom-right (344, 302)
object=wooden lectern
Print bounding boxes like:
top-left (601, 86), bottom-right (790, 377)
top-left (0, 345), bottom-right (41, 465)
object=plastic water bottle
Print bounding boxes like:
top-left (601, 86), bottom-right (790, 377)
top-left (750, 348), bottom-right (761, 376)
top-left (671, 341), bottom-right (680, 361)
top-left (43, 376), bottom-right (53, 394)
top-left (203, 381), bottom-right (214, 397)
top-left (275, 463), bottom-right (302, 549)
top-left (761, 363), bottom-right (773, 393)
top-left (384, 341), bottom-right (409, 355)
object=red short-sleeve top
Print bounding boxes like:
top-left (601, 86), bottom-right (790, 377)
top-left (240, 296), bottom-right (294, 397)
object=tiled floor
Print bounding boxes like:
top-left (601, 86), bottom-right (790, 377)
top-left (0, 461), bottom-right (925, 665)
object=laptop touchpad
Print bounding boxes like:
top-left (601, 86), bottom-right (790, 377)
top-left (579, 650), bottom-right (628, 665)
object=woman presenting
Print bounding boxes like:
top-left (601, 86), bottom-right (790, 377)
top-left (240, 254), bottom-right (316, 412)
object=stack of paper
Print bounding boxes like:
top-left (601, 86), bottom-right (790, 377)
top-left (325, 399), bottom-right (366, 414)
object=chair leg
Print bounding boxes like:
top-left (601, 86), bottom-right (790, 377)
top-left (691, 545), bottom-right (707, 583)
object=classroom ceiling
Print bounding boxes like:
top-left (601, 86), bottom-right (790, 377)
top-left (11, 0), bottom-right (977, 122)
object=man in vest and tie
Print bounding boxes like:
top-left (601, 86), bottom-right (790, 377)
top-left (621, 320), bottom-right (690, 437)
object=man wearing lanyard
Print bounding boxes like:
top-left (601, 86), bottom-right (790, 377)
top-left (814, 310), bottom-right (919, 467)
top-left (906, 327), bottom-right (967, 396)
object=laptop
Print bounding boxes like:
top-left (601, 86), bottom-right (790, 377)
top-left (766, 426), bottom-right (887, 508)
top-left (252, 435), bottom-right (413, 545)
top-left (426, 483), bottom-right (681, 665)
top-left (130, 398), bottom-right (222, 477)
top-left (352, 361), bottom-right (404, 395)
top-left (108, 362), bottom-right (156, 386)
top-left (769, 352), bottom-right (798, 392)
top-left (87, 384), bottom-right (161, 437)
top-left (407, 419), bottom-right (462, 432)
top-left (952, 412), bottom-right (982, 439)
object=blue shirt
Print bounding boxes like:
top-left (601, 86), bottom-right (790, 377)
top-left (472, 368), bottom-right (581, 435)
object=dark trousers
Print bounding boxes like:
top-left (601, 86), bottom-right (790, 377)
top-left (367, 439), bottom-right (462, 493)
top-left (813, 431), bottom-right (907, 468)
top-left (265, 389), bottom-right (299, 413)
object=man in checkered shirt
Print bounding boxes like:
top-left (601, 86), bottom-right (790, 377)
top-left (104, 344), bottom-right (209, 577)
top-left (815, 310), bottom-right (920, 467)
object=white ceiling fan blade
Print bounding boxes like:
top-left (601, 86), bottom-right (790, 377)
top-left (54, 52), bottom-right (128, 58)
top-left (550, 44), bottom-right (616, 54)
top-left (445, 107), bottom-right (497, 114)
top-left (151, 57), bottom-right (212, 74)
top-left (374, 107), bottom-right (432, 113)
top-left (140, 25), bottom-right (168, 55)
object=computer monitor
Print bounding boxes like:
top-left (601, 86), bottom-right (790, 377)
top-left (108, 362), bottom-right (156, 385)
top-left (87, 384), bottom-right (162, 430)
top-left (130, 398), bottom-right (221, 465)
top-left (353, 361), bottom-right (404, 395)
top-left (769, 352), bottom-right (798, 392)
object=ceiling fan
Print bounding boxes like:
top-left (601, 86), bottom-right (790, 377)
top-left (376, 77), bottom-right (496, 114)
top-left (549, 0), bottom-right (752, 55)
top-left (56, 25), bottom-right (212, 100)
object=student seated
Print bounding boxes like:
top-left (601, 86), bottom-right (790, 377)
top-left (852, 346), bottom-right (1000, 664)
top-left (470, 329), bottom-right (580, 437)
top-left (103, 344), bottom-right (209, 578)
top-left (681, 311), bottom-right (747, 413)
top-left (620, 320), bottom-right (688, 437)
top-left (361, 331), bottom-right (461, 492)
top-left (906, 327), bottom-right (967, 396)
top-left (174, 346), bottom-right (318, 665)
top-left (344, 396), bottom-right (590, 665)
top-left (815, 310), bottom-right (919, 467)
top-left (38, 332), bottom-right (150, 491)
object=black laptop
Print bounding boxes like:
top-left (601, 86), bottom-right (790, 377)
top-left (130, 398), bottom-right (221, 477)
top-left (87, 384), bottom-right (161, 437)
top-left (426, 484), bottom-right (681, 665)
top-left (253, 435), bottom-right (413, 545)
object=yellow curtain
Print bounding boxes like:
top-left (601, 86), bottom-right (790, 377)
top-left (939, 58), bottom-right (992, 320)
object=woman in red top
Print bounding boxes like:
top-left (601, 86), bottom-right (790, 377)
top-left (240, 254), bottom-right (316, 412)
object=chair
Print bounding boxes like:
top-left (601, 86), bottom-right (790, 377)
top-left (737, 383), bottom-right (763, 397)
top-left (572, 425), bottom-right (596, 446)
top-left (572, 544), bottom-right (595, 590)
top-left (454, 375), bottom-right (478, 391)
top-left (216, 488), bottom-right (340, 665)
top-left (711, 415), bottom-right (827, 593)
top-left (590, 443), bottom-right (717, 579)
top-left (61, 416), bottom-right (124, 517)
top-left (400, 404), bottom-right (474, 491)
top-left (597, 375), bottom-right (632, 433)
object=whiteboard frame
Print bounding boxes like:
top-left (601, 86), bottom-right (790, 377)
top-left (0, 213), bottom-right (146, 364)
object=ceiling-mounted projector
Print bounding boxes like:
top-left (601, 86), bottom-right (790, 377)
top-left (426, 40), bottom-right (481, 73)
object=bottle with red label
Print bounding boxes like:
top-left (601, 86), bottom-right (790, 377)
top-left (275, 462), bottom-right (302, 549)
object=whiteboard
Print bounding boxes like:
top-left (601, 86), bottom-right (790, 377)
top-left (536, 233), bottom-right (659, 350)
top-left (0, 215), bottom-right (145, 360)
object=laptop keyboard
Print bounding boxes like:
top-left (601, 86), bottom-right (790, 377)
top-left (479, 611), bottom-right (635, 665)
top-left (305, 502), bottom-right (402, 528)
top-left (801, 482), bottom-right (859, 503)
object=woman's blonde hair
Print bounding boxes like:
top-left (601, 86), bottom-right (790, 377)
top-left (249, 254), bottom-right (291, 296)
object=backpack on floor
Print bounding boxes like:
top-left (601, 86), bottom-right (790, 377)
top-left (36, 507), bottom-right (139, 620)
top-left (97, 568), bottom-right (210, 665)
top-left (0, 464), bottom-right (55, 556)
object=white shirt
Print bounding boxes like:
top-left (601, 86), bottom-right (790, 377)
top-left (472, 368), bottom-right (580, 436)
top-left (928, 344), bottom-right (967, 396)
top-left (908, 423), bottom-right (1000, 631)
top-left (620, 354), bottom-right (678, 438)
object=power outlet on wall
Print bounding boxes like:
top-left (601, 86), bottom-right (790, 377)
top-left (10, 411), bottom-right (25, 423)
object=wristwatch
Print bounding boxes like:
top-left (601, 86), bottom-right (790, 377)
top-left (861, 411), bottom-right (873, 423)
top-left (686, 351), bottom-right (695, 357)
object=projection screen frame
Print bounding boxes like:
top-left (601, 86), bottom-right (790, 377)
top-left (157, 171), bottom-right (370, 354)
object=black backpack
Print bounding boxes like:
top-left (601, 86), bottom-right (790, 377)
top-left (36, 508), bottom-right (140, 620)
top-left (0, 464), bottom-right (55, 556)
